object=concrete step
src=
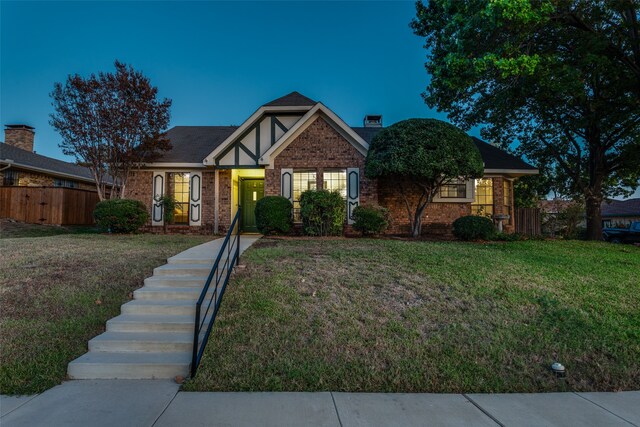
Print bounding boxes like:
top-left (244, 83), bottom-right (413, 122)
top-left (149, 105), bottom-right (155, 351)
top-left (144, 275), bottom-right (208, 288)
top-left (153, 263), bottom-right (215, 277)
top-left (106, 314), bottom-right (194, 333)
top-left (67, 351), bottom-right (191, 379)
top-left (167, 255), bottom-right (215, 265)
top-left (133, 286), bottom-right (202, 301)
top-left (88, 331), bottom-right (193, 353)
top-left (121, 300), bottom-right (196, 316)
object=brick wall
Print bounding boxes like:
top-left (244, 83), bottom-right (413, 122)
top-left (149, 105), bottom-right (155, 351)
top-left (378, 177), bottom-right (471, 235)
top-left (4, 127), bottom-right (35, 152)
top-left (265, 116), bottom-right (378, 206)
top-left (0, 169), bottom-right (94, 190)
top-left (127, 169), bottom-right (229, 235)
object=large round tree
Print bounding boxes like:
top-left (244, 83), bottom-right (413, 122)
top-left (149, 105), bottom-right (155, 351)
top-left (365, 119), bottom-right (484, 237)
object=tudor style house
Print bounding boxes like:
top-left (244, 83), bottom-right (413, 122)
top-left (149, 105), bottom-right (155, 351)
top-left (127, 92), bottom-right (537, 235)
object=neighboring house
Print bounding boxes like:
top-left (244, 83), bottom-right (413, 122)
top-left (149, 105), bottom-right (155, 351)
top-left (126, 92), bottom-right (538, 235)
top-left (0, 124), bottom-right (97, 190)
top-left (601, 198), bottom-right (640, 228)
top-left (0, 124), bottom-right (110, 225)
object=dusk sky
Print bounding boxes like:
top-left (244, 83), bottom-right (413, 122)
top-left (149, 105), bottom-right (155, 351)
top-left (1, 1), bottom-right (638, 198)
top-left (1, 0), bottom-right (450, 161)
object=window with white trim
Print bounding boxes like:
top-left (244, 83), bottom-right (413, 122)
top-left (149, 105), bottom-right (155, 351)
top-left (323, 170), bottom-right (347, 199)
top-left (439, 178), bottom-right (467, 199)
top-left (471, 178), bottom-right (493, 217)
top-left (293, 170), bottom-right (316, 222)
top-left (167, 172), bottom-right (190, 225)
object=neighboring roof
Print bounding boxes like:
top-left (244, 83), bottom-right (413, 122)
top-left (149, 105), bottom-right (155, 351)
top-left (156, 126), bottom-right (238, 164)
top-left (0, 142), bottom-right (96, 182)
top-left (352, 126), bottom-right (383, 144)
top-left (601, 198), bottom-right (640, 217)
top-left (263, 91), bottom-right (316, 107)
top-left (471, 137), bottom-right (537, 171)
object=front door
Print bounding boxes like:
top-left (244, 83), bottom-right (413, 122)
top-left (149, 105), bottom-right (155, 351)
top-left (239, 178), bottom-right (264, 232)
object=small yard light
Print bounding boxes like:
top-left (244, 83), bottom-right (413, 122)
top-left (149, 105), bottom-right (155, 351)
top-left (551, 362), bottom-right (566, 377)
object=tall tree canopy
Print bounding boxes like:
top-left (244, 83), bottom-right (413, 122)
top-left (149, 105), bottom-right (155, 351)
top-left (51, 60), bottom-right (172, 200)
top-left (365, 118), bottom-right (484, 237)
top-left (412, 0), bottom-right (640, 240)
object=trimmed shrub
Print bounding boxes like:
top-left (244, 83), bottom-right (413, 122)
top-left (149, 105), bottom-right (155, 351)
top-left (255, 196), bottom-right (293, 235)
top-left (299, 189), bottom-right (345, 236)
top-left (352, 205), bottom-right (389, 236)
top-left (452, 215), bottom-right (495, 241)
top-left (94, 199), bottom-right (149, 233)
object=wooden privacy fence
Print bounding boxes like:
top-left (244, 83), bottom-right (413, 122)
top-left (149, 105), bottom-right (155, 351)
top-left (0, 186), bottom-right (99, 225)
top-left (515, 207), bottom-right (542, 236)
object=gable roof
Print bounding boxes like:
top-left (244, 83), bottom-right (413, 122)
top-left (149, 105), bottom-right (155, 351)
top-left (471, 137), bottom-right (537, 173)
top-left (258, 103), bottom-right (370, 165)
top-left (601, 198), bottom-right (640, 217)
top-left (155, 126), bottom-right (238, 164)
top-left (0, 142), bottom-right (97, 182)
top-left (263, 91), bottom-right (316, 107)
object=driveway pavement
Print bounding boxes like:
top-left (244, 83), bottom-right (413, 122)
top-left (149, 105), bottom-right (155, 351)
top-left (1, 381), bottom-right (638, 427)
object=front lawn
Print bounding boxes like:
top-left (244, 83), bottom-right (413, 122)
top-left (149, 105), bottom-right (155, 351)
top-left (0, 233), bottom-right (211, 394)
top-left (185, 238), bottom-right (640, 393)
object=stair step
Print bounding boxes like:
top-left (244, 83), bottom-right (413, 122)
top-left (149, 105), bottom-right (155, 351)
top-left (106, 314), bottom-right (194, 333)
top-left (67, 351), bottom-right (191, 379)
top-left (167, 255), bottom-right (215, 265)
top-left (144, 275), bottom-right (208, 288)
top-left (134, 286), bottom-right (202, 301)
top-left (154, 263), bottom-right (214, 276)
top-left (88, 331), bottom-right (193, 352)
top-left (121, 300), bottom-right (196, 316)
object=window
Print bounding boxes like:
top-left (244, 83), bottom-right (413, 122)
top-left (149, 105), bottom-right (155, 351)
top-left (503, 180), bottom-right (512, 223)
top-left (3, 170), bottom-right (18, 186)
top-left (293, 170), bottom-right (317, 222)
top-left (471, 178), bottom-right (493, 217)
top-left (168, 172), bottom-right (190, 225)
top-left (54, 178), bottom-right (79, 188)
top-left (323, 170), bottom-right (347, 199)
top-left (439, 178), bottom-right (467, 198)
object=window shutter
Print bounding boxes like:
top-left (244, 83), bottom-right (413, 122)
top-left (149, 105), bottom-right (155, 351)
top-left (151, 172), bottom-right (165, 226)
top-left (281, 168), bottom-right (293, 202)
top-left (189, 171), bottom-right (202, 226)
top-left (347, 168), bottom-right (360, 225)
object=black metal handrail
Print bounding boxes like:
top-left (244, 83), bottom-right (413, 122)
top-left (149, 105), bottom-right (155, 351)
top-left (191, 207), bottom-right (241, 377)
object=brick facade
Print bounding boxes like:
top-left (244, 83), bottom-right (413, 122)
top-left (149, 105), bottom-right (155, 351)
top-left (265, 116), bottom-right (377, 206)
top-left (378, 178), bottom-right (471, 235)
top-left (126, 116), bottom-right (518, 236)
top-left (128, 169), bottom-right (231, 235)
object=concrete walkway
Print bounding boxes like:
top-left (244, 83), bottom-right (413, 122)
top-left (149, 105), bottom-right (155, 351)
top-left (1, 383), bottom-right (638, 427)
top-left (67, 234), bottom-right (261, 380)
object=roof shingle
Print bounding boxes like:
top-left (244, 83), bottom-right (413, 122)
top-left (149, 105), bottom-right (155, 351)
top-left (0, 142), bottom-right (95, 181)
top-left (263, 91), bottom-right (316, 107)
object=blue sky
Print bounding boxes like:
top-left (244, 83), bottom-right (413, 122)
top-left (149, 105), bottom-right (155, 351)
top-left (1, 0), bottom-right (447, 160)
top-left (1, 1), bottom-right (638, 198)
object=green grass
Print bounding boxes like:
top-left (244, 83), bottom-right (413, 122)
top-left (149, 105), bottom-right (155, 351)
top-left (0, 219), bottom-right (99, 238)
top-left (0, 233), bottom-right (211, 395)
top-left (185, 238), bottom-right (640, 393)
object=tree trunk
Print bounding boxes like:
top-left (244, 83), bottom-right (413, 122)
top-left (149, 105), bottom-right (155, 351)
top-left (585, 196), bottom-right (602, 240)
top-left (584, 129), bottom-right (605, 241)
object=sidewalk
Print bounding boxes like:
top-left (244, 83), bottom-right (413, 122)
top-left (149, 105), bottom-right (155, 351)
top-left (1, 381), bottom-right (638, 427)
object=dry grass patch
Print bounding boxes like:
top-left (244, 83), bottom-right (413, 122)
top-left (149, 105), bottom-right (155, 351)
top-left (185, 238), bottom-right (640, 393)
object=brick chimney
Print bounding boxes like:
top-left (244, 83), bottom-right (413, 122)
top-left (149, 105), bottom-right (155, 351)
top-left (4, 124), bottom-right (35, 152)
